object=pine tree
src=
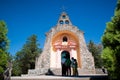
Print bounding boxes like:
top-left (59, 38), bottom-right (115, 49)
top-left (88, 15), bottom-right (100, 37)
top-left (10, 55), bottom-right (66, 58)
top-left (87, 40), bottom-right (102, 68)
top-left (101, 0), bottom-right (120, 79)
top-left (0, 20), bottom-right (9, 80)
top-left (13, 34), bottom-right (42, 75)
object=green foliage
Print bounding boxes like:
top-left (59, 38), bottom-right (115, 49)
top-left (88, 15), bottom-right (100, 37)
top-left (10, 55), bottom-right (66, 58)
top-left (12, 60), bottom-right (22, 76)
top-left (0, 20), bottom-right (10, 80)
top-left (87, 40), bottom-right (103, 68)
top-left (0, 53), bottom-right (8, 80)
top-left (12, 34), bottom-right (42, 76)
top-left (0, 52), bottom-right (8, 73)
top-left (0, 20), bottom-right (9, 51)
top-left (101, 47), bottom-right (115, 72)
top-left (101, 0), bottom-right (120, 79)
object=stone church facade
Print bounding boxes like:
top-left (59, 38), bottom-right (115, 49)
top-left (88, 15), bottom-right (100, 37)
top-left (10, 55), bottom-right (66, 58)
top-left (27, 12), bottom-right (95, 76)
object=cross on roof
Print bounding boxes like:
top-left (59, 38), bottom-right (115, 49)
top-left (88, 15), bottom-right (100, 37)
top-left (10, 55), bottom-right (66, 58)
top-left (62, 6), bottom-right (66, 12)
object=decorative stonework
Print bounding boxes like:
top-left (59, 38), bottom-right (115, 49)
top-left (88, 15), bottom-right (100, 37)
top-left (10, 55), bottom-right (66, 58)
top-left (27, 12), bottom-right (95, 76)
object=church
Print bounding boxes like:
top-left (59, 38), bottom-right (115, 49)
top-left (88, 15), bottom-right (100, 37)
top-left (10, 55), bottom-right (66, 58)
top-left (26, 12), bottom-right (95, 76)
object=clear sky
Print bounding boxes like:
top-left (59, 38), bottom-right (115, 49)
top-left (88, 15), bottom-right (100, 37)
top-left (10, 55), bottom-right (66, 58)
top-left (0, 0), bottom-right (117, 55)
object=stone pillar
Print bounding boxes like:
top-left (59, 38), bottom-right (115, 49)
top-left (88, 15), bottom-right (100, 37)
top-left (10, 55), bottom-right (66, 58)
top-left (56, 49), bottom-right (61, 68)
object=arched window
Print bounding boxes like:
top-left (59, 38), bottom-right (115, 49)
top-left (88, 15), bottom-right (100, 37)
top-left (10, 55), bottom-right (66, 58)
top-left (62, 15), bottom-right (66, 19)
top-left (59, 20), bottom-right (64, 24)
top-left (65, 20), bottom-right (69, 24)
top-left (63, 36), bottom-right (67, 42)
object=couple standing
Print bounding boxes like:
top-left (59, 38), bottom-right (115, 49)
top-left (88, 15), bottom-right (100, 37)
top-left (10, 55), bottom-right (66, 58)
top-left (61, 57), bottom-right (78, 76)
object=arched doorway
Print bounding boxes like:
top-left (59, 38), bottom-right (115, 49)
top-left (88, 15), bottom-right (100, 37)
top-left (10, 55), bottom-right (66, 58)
top-left (61, 51), bottom-right (70, 59)
top-left (61, 51), bottom-right (70, 76)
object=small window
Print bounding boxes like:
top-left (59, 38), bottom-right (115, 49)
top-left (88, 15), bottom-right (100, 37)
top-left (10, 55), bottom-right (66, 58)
top-left (63, 36), bottom-right (67, 42)
top-left (65, 20), bottom-right (69, 24)
top-left (62, 15), bottom-right (66, 19)
top-left (59, 20), bottom-right (64, 24)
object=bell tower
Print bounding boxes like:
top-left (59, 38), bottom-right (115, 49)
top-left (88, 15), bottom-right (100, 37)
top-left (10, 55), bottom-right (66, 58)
top-left (57, 12), bottom-right (72, 26)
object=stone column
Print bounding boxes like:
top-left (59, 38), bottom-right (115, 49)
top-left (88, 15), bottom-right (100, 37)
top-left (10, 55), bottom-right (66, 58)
top-left (56, 49), bottom-right (61, 68)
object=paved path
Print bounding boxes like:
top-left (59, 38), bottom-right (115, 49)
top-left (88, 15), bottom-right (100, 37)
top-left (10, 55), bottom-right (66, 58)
top-left (11, 74), bottom-right (108, 80)
top-left (11, 75), bottom-right (89, 80)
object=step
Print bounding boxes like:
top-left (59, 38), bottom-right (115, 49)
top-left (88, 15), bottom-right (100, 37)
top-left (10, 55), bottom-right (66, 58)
top-left (24, 68), bottom-right (96, 76)
top-left (11, 74), bottom-right (108, 80)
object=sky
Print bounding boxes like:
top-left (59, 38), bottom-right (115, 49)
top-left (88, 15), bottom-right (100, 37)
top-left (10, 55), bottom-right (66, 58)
top-left (0, 0), bottom-right (117, 56)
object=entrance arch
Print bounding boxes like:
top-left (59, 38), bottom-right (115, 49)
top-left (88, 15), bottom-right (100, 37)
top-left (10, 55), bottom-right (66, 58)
top-left (51, 30), bottom-right (81, 68)
top-left (61, 51), bottom-right (70, 60)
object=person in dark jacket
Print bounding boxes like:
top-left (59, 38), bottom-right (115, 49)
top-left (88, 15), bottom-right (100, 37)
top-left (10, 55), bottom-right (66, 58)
top-left (61, 56), bottom-right (67, 76)
top-left (74, 59), bottom-right (78, 76)
top-left (65, 57), bottom-right (71, 76)
top-left (71, 57), bottom-right (78, 76)
top-left (71, 57), bottom-right (75, 76)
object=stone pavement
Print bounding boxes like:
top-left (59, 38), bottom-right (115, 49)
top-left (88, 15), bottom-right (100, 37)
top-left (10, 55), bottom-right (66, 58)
top-left (11, 75), bottom-right (89, 80)
top-left (11, 74), bottom-right (108, 80)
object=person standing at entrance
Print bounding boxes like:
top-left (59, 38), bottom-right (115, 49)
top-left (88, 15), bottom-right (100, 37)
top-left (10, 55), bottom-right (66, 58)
top-left (61, 56), bottom-right (67, 76)
top-left (71, 57), bottom-right (78, 76)
top-left (65, 57), bottom-right (71, 76)
top-left (71, 57), bottom-right (75, 76)
top-left (74, 59), bottom-right (78, 76)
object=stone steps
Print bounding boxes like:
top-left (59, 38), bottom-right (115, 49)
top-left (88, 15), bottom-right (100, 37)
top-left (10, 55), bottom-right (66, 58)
top-left (23, 68), bottom-right (97, 76)
top-left (11, 76), bottom-right (89, 80)
top-left (11, 74), bottom-right (108, 80)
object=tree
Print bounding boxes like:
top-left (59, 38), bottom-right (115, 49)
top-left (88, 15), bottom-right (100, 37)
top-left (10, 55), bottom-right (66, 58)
top-left (0, 20), bottom-right (10, 80)
top-left (101, 0), bottom-right (120, 79)
top-left (12, 34), bottom-right (42, 75)
top-left (87, 40), bottom-right (103, 68)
